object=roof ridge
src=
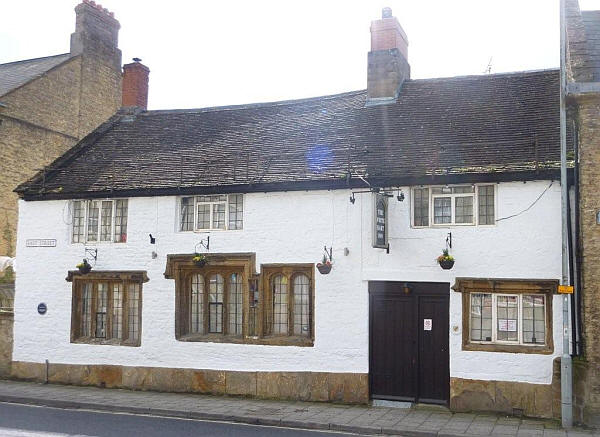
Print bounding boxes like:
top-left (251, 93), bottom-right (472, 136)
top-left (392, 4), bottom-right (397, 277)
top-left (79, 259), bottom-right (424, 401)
top-left (143, 89), bottom-right (366, 115)
top-left (0, 53), bottom-right (71, 68)
top-left (408, 68), bottom-right (559, 84)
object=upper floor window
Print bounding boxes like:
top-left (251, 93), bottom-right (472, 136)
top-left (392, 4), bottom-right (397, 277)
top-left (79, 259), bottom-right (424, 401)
top-left (179, 195), bottom-right (243, 231)
top-left (412, 185), bottom-right (494, 227)
top-left (67, 271), bottom-right (148, 346)
top-left (72, 199), bottom-right (128, 243)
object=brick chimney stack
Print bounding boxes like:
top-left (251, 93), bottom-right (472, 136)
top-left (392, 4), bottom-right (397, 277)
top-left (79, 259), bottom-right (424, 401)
top-left (70, 0), bottom-right (121, 70)
top-left (122, 58), bottom-right (150, 109)
top-left (366, 7), bottom-right (410, 106)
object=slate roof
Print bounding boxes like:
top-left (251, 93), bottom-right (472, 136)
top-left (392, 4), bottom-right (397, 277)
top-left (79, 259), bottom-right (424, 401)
top-left (0, 53), bottom-right (71, 98)
top-left (16, 69), bottom-right (566, 200)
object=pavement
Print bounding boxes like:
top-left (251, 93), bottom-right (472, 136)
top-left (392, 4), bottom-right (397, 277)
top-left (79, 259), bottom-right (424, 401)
top-left (0, 379), bottom-right (595, 437)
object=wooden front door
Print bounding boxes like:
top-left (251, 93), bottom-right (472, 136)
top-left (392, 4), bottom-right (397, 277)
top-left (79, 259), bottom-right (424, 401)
top-left (369, 281), bottom-right (450, 404)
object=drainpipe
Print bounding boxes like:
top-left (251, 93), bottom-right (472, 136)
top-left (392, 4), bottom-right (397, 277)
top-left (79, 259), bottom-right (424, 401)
top-left (559, 0), bottom-right (573, 428)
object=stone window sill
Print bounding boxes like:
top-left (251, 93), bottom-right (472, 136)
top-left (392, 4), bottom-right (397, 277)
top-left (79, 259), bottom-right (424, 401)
top-left (71, 337), bottom-right (140, 347)
top-left (463, 342), bottom-right (553, 354)
top-left (177, 333), bottom-right (314, 347)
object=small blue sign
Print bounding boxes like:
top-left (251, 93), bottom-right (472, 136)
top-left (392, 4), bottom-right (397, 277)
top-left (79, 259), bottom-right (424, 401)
top-left (37, 303), bottom-right (47, 315)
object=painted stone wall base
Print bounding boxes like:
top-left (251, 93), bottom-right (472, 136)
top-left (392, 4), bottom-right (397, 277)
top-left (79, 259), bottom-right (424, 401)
top-left (450, 358), bottom-right (561, 419)
top-left (10, 361), bottom-right (368, 404)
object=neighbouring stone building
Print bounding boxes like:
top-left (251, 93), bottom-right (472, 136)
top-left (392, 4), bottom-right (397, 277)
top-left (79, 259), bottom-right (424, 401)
top-left (0, 0), bottom-right (123, 262)
top-left (565, 0), bottom-right (600, 427)
top-left (11, 7), bottom-right (573, 418)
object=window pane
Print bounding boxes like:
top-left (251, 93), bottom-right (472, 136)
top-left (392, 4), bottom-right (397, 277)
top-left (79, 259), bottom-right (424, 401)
top-left (197, 204), bottom-right (210, 229)
top-left (497, 295), bottom-right (518, 341)
top-left (72, 201), bottom-right (85, 243)
top-left (191, 274), bottom-right (204, 334)
top-left (478, 185), bottom-right (495, 225)
top-left (452, 186), bottom-right (474, 194)
top-left (100, 201), bottom-right (113, 241)
top-left (213, 203), bottom-right (226, 229)
top-left (228, 273), bottom-right (243, 335)
top-left (228, 194), bottom-right (244, 230)
top-left (114, 200), bottom-right (128, 242)
top-left (96, 283), bottom-right (108, 338)
top-left (455, 196), bottom-right (473, 224)
top-left (273, 275), bottom-right (288, 335)
top-left (127, 283), bottom-right (141, 342)
top-left (208, 274), bottom-right (224, 333)
top-left (180, 197), bottom-right (195, 231)
top-left (433, 197), bottom-right (451, 224)
top-left (293, 275), bottom-right (310, 336)
top-left (81, 283), bottom-right (92, 337)
top-left (112, 283), bottom-right (123, 340)
top-left (523, 295), bottom-right (545, 344)
top-left (87, 201), bottom-right (100, 242)
top-left (413, 188), bottom-right (429, 226)
top-left (470, 293), bottom-right (492, 341)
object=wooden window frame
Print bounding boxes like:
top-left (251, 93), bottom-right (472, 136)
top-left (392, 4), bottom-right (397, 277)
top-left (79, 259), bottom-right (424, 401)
top-left (165, 254), bottom-right (314, 346)
top-left (453, 278), bottom-right (556, 354)
top-left (411, 185), bottom-right (496, 228)
top-left (71, 199), bottom-right (128, 244)
top-left (67, 270), bottom-right (148, 347)
top-left (178, 194), bottom-right (243, 232)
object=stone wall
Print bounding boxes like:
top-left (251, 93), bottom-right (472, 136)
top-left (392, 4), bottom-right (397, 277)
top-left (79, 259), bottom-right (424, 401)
top-left (0, 312), bottom-right (13, 377)
top-left (574, 93), bottom-right (600, 426)
top-left (10, 361), bottom-right (368, 404)
top-left (450, 358), bottom-right (561, 419)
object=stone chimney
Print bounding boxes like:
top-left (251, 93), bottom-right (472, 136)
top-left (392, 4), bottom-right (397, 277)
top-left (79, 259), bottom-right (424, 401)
top-left (70, 0), bottom-right (121, 70)
top-left (122, 59), bottom-right (150, 109)
top-left (366, 7), bottom-right (410, 106)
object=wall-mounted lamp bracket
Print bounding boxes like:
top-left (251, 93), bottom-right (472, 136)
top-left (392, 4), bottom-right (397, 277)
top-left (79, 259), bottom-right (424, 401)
top-left (195, 236), bottom-right (210, 253)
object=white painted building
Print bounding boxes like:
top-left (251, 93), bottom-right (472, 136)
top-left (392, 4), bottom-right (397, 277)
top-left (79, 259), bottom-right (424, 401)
top-left (11, 7), bottom-right (567, 418)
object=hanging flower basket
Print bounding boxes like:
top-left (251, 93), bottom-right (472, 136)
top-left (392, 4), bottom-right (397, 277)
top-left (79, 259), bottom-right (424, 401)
top-left (317, 263), bottom-right (332, 274)
top-left (192, 253), bottom-right (207, 268)
top-left (437, 249), bottom-right (455, 270)
top-left (76, 259), bottom-right (92, 274)
top-left (317, 254), bottom-right (332, 275)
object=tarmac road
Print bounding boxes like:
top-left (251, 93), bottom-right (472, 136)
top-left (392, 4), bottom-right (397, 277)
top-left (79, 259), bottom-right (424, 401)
top-left (0, 402), bottom-right (358, 437)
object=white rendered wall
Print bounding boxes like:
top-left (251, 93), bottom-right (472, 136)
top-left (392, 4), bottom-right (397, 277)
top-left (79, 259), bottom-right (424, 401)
top-left (13, 180), bottom-right (561, 384)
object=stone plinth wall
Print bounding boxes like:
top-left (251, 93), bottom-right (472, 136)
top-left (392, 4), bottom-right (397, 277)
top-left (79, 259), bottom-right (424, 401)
top-left (450, 358), bottom-right (561, 419)
top-left (0, 312), bottom-right (13, 377)
top-left (10, 361), bottom-right (368, 404)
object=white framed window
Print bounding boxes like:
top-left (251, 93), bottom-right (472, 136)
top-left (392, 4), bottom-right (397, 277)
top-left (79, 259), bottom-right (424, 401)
top-left (72, 199), bottom-right (128, 243)
top-left (179, 194), bottom-right (243, 231)
top-left (411, 184), bottom-right (495, 227)
top-left (469, 293), bottom-right (546, 346)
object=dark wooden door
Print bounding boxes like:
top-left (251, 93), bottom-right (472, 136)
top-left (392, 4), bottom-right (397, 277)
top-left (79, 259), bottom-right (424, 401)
top-left (369, 281), bottom-right (449, 404)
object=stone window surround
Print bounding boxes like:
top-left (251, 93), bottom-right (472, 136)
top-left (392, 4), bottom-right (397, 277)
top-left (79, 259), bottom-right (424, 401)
top-left (66, 270), bottom-right (148, 347)
top-left (165, 253), bottom-right (314, 347)
top-left (452, 278), bottom-right (557, 354)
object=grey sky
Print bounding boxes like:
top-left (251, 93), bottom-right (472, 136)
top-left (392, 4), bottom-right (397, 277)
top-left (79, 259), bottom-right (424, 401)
top-left (2, 1), bottom-right (599, 110)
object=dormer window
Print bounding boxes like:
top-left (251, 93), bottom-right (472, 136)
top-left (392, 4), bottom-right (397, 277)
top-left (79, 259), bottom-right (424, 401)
top-left (179, 195), bottom-right (243, 231)
top-left (72, 199), bottom-right (128, 243)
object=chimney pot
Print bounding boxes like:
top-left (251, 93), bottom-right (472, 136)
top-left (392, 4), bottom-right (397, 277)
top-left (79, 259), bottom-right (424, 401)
top-left (382, 7), bottom-right (392, 18)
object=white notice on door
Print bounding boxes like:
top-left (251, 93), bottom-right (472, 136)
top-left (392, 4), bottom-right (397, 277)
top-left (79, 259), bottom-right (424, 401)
top-left (423, 319), bottom-right (432, 331)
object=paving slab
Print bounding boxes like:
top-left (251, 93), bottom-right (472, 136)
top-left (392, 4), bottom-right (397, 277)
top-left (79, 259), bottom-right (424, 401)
top-left (0, 379), bottom-right (589, 437)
